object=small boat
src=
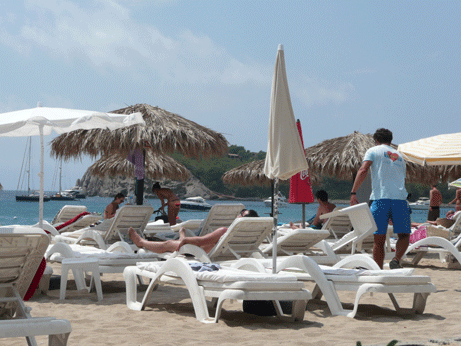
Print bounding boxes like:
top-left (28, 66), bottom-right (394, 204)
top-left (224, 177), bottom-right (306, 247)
top-left (409, 197), bottom-right (430, 210)
top-left (16, 192), bottom-right (51, 202)
top-left (50, 192), bottom-right (76, 201)
top-left (180, 197), bottom-right (212, 211)
top-left (62, 186), bottom-right (86, 199)
top-left (264, 192), bottom-right (289, 208)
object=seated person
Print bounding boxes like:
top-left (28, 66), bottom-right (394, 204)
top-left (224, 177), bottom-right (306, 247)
top-left (103, 193), bottom-right (125, 219)
top-left (289, 190), bottom-right (336, 229)
top-left (129, 209), bottom-right (258, 254)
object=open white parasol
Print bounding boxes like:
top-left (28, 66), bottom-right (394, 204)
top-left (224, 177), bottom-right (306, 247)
top-left (0, 104), bottom-right (144, 227)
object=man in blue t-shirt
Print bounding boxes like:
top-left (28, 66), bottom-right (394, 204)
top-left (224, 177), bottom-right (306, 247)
top-left (350, 128), bottom-right (410, 269)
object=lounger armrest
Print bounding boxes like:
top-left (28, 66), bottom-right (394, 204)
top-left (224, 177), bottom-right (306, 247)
top-left (75, 230), bottom-right (107, 249)
top-left (106, 241), bottom-right (135, 253)
top-left (177, 244), bottom-right (211, 262)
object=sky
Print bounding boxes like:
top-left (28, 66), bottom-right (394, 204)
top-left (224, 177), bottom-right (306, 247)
top-left (0, 0), bottom-right (460, 190)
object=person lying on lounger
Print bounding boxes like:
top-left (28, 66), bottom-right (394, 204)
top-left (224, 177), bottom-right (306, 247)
top-left (128, 209), bottom-right (259, 254)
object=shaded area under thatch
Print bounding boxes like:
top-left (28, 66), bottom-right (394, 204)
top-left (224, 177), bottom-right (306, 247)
top-left (88, 151), bottom-right (191, 181)
top-left (222, 159), bottom-right (321, 186)
top-left (51, 103), bottom-right (229, 160)
top-left (223, 131), bottom-right (444, 187)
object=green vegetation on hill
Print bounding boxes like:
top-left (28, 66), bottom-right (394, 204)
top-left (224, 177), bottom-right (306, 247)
top-left (173, 145), bottom-right (457, 202)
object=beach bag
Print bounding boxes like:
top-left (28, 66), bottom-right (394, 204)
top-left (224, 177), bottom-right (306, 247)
top-left (242, 300), bottom-right (293, 316)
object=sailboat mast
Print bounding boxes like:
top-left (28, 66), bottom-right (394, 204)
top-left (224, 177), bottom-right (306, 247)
top-left (27, 137), bottom-right (31, 195)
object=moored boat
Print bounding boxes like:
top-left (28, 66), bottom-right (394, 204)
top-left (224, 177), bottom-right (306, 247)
top-left (264, 192), bottom-right (288, 208)
top-left (409, 197), bottom-right (430, 210)
top-left (180, 196), bottom-right (212, 211)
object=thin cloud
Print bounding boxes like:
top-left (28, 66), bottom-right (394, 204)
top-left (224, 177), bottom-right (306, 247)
top-left (295, 78), bottom-right (356, 107)
top-left (4, 0), bottom-right (269, 87)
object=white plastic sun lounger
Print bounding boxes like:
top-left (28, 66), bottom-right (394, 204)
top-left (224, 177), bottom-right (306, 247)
top-left (232, 254), bottom-right (436, 318)
top-left (0, 226), bottom-right (72, 346)
top-left (144, 203), bottom-right (246, 239)
top-left (46, 242), bottom-right (162, 292)
top-left (123, 256), bottom-right (310, 323)
top-left (52, 205), bottom-right (88, 224)
top-left (54, 205), bottom-right (154, 250)
top-left (402, 214), bottom-right (461, 266)
top-left (262, 228), bottom-right (331, 257)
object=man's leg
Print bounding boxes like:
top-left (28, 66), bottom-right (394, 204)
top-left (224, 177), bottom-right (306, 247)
top-left (370, 200), bottom-right (391, 269)
top-left (129, 227), bottom-right (181, 253)
top-left (395, 233), bottom-right (410, 261)
top-left (176, 227), bottom-right (229, 253)
top-left (389, 200), bottom-right (411, 269)
top-left (373, 234), bottom-right (387, 269)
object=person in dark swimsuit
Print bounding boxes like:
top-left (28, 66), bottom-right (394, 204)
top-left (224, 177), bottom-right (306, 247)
top-left (152, 182), bottom-right (181, 226)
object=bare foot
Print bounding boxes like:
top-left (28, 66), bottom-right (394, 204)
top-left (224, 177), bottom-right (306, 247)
top-left (129, 227), bottom-right (145, 247)
top-left (178, 227), bottom-right (186, 241)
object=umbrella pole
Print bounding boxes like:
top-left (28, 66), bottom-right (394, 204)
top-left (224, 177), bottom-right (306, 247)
top-left (272, 178), bottom-right (279, 274)
top-left (39, 126), bottom-right (44, 228)
top-left (302, 203), bottom-right (306, 228)
top-left (135, 149), bottom-right (146, 205)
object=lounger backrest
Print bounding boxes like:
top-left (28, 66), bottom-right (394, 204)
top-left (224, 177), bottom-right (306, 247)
top-left (104, 205), bottom-right (154, 243)
top-left (208, 217), bottom-right (273, 261)
top-left (322, 203), bottom-right (377, 254)
top-left (450, 214), bottom-right (461, 236)
top-left (0, 226), bottom-right (49, 299)
top-left (52, 205), bottom-right (88, 224)
top-left (321, 207), bottom-right (353, 239)
top-left (265, 229), bottom-right (331, 256)
top-left (198, 204), bottom-right (245, 236)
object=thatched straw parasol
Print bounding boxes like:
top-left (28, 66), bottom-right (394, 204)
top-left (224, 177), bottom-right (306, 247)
top-left (88, 151), bottom-right (191, 181)
top-left (50, 103), bottom-right (229, 160)
top-left (223, 131), bottom-right (441, 186)
top-left (222, 159), bottom-right (321, 186)
top-left (304, 131), bottom-right (440, 185)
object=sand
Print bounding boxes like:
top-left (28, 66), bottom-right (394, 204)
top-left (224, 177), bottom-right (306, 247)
top-left (6, 256), bottom-right (461, 346)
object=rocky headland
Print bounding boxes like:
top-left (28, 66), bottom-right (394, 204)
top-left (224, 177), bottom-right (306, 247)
top-left (78, 169), bottom-right (221, 199)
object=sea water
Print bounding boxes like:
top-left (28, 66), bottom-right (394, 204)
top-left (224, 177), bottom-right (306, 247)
top-left (0, 189), bottom-right (451, 226)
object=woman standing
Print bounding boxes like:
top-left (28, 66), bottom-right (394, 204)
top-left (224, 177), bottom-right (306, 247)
top-left (152, 182), bottom-right (181, 225)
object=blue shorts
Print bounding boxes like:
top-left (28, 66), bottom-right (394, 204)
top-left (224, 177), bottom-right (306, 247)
top-left (370, 199), bottom-right (411, 235)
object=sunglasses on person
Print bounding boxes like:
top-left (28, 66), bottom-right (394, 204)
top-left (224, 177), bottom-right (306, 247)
top-left (240, 209), bottom-right (248, 217)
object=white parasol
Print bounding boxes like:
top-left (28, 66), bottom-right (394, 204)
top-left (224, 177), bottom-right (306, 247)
top-left (398, 133), bottom-right (461, 166)
top-left (263, 45), bottom-right (308, 273)
top-left (0, 104), bottom-right (144, 227)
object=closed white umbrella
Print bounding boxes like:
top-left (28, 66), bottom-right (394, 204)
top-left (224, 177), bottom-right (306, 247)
top-left (398, 133), bottom-right (461, 166)
top-left (263, 45), bottom-right (308, 273)
top-left (0, 104), bottom-right (144, 227)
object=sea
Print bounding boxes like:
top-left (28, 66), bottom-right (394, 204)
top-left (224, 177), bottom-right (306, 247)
top-left (0, 190), bottom-right (451, 227)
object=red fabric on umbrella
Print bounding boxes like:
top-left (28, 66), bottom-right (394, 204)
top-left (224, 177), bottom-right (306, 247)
top-left (289, 120), bottom-right (314, 204)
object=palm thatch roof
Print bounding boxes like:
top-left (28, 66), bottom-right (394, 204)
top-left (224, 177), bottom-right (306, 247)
top-left (222, 159), bottom-right (321, 186)
top-left (223, 131), bottom-right (442, 186)
top-left (50, 104), bottom-right (229, 160)
top-left (88, 151), bottom-right (191, 181)
top-left (304, 131), bottom-right (441, 185)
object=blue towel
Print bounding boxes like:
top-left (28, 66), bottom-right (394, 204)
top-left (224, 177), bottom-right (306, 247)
top-left (189, 262), bottom-right (221, 272)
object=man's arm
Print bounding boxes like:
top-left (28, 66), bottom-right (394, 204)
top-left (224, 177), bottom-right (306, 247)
top-left (350, 161), bottom-right (372, 205)
top-left (311, 206), bottom-right (322, 227)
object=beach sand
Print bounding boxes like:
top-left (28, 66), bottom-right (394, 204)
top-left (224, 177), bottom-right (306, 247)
top-left (6, 256), bottom-right (461, 346)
